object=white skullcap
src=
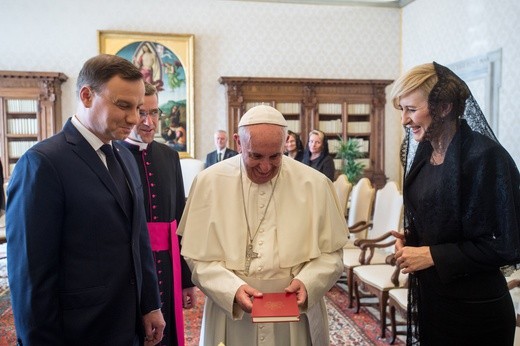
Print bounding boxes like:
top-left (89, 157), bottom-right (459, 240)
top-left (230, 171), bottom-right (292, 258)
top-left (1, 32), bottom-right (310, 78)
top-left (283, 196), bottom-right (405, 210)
top-left (238, 105), bottom-right (288, 127)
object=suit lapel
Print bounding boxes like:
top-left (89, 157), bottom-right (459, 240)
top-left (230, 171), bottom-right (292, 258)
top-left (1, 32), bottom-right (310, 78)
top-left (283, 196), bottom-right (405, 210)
top-left (63, 120), bottom-right (130, 218)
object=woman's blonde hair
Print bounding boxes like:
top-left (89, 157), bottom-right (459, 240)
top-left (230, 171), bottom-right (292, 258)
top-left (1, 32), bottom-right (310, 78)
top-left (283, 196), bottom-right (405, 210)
top-left (308, 129), bottom-right (325, 142)
top-left (390, 63), bottom-right (437, 109)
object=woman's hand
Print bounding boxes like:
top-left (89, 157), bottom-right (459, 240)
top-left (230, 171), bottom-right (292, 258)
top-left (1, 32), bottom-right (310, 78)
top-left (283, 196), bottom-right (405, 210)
top-left (391, 230), bottom-right (405, 252)
top-left (394, 245), bottom-right (434, 274)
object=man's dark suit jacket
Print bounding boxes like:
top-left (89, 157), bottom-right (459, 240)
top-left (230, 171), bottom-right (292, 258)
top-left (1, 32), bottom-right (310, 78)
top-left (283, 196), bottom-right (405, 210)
top-left (6, 119), bottom-right (161, 345)
top-left (205, 148), bottom-right (238, 168)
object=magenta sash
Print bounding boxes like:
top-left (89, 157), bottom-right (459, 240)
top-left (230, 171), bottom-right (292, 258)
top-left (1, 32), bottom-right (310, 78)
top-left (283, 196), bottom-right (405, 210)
top-left (147, 220), bottom-right (184, 346)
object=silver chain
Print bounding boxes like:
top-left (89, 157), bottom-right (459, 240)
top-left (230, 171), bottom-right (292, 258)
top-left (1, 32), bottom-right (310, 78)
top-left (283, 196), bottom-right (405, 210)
top-left (239, 163), bottom-right (281, 248)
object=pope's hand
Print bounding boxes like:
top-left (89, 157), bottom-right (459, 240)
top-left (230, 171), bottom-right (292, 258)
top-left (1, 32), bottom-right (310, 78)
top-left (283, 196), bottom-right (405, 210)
top-left (284, 279), bottom-right (307, 306)
top-left (234, 284), bottom-right (262, 313)
top-left (183, 286), bottom-right (197, 309)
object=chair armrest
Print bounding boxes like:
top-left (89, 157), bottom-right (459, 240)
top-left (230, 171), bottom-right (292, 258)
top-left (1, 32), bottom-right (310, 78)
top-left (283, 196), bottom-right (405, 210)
top-left (355, 230), bottom-right (395, 247)
top-left (348, 221), bottom-right (370, 234)
top-left (390, 262), bottom-right (402, 287)
top-left (386, 252), bottom-right (410, 288)
top-left (359, 239), bottom-right (396, 250)
top-left (385, 253), bottom-right (397, 265)
top-left (355, 231), bottom-right (396, 265)
top-left (385, 253), bottom-right (405, 287)
top-left (508, 279), bottom-right (520, 290)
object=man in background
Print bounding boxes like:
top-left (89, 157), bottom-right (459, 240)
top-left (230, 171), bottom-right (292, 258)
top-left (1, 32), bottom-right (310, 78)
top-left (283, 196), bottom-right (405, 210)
top-left (121, 82), bottom-right (196, 346)
top-left (178, 105), bottom-right (348, 346)
top-left (205, 129), bottom-right (238, 168)
top-left (6, 54), bottom-right (164, 345)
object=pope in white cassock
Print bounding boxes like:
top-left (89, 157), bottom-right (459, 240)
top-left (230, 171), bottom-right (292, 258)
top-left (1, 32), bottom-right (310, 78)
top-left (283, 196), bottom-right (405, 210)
top-left (178, 105), bottom-right (348, 346)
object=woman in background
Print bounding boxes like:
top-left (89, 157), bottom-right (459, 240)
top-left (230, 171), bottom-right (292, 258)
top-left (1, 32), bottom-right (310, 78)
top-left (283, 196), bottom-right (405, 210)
top-left (284, 130), bottom-right (304, 161)
top-left (302, 129), bottom-right (335, 181)
top-left (392, 62), bottom-right (520, 345)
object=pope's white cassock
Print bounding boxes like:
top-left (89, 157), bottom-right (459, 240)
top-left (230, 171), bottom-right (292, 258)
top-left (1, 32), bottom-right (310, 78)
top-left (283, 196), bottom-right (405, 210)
top-left (178, 155), bottom-right (348, 346)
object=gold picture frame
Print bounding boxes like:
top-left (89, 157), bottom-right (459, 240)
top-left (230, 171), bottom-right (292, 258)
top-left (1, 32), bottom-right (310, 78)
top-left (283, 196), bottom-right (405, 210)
top-left (98, 30), bottom-right (195, 158)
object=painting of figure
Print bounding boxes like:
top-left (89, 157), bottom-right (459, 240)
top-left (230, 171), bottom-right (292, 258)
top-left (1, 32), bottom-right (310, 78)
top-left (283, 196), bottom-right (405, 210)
top-left (132, 42), bottom-right (162, 88)
top-left (99, 31), bottom-right (194, 157)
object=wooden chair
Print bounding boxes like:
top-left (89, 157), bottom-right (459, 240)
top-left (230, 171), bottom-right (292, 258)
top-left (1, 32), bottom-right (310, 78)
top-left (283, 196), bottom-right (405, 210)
top-left (387, 255), bottom-right (409, 345)
top-left (333, 174), bottom-right (352, 218)
top-left (351, 181), bottom-right (406, 338)
top-left (339, 177), bottom-right (376, 307)
top-left (387, 253), bottom-right (409, 344)
top-left (346, 177), bottom-right (376, 237)
top-left (388, 287), bottom-right (407, 344)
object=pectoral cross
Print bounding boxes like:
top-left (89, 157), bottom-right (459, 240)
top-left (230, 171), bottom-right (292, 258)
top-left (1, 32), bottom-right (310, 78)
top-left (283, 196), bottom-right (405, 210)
top-left (245, 243), bottom-right (259, 273)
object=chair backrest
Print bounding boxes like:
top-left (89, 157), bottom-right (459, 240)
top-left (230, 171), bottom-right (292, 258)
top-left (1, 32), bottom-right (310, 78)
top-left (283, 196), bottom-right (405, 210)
top-left (333, 174), bottom-right (353, 217)
top-left (347, 177), bottom-right (376, 239)
top-left (369, 181), bottom-right (403, 252)
top-left (179, 158), bottom-right (205, 198)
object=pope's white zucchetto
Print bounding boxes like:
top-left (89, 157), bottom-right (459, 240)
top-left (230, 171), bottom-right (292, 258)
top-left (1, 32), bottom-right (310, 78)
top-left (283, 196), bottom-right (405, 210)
top-left (238, 105), bottom-right (288, 127)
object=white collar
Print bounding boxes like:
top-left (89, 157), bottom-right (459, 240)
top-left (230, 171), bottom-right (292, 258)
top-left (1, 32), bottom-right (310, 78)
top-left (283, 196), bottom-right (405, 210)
top-left (71, 115), bottom-right (106, 151)
top-left (125, 137), bottom-right (149, 151)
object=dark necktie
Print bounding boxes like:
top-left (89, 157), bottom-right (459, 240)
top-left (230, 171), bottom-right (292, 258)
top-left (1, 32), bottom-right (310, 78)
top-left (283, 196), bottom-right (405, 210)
top-left (100, 144), bottom-right (132, 216)
top-left (218, 152), bottom-right (222, 162)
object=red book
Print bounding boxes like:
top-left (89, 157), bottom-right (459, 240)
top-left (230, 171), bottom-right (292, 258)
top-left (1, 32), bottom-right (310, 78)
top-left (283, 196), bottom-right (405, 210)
top-left (251, 292), bottom-right (300, 323)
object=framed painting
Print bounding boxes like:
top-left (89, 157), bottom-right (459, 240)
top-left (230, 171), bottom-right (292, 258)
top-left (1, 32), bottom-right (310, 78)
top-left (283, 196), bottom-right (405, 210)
top-left (98, 30), bottom-right (195, 158)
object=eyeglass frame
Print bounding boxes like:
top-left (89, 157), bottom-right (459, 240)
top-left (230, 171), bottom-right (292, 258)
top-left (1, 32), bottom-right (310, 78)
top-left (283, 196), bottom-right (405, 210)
top-left (138, 108), bottom-right (163, 119)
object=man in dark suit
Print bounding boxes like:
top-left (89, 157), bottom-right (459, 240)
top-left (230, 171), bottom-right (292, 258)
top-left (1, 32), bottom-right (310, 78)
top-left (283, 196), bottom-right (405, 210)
top-left (205, 129), bottom-right (238, 168)
top-left (6, 54), bottom-right (165, 345)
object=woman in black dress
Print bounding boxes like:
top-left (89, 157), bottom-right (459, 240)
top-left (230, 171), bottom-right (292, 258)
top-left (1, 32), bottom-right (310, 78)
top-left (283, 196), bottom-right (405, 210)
top-left (302, 129), bottom-right (335, 181)
top-left (392, 62), bottom-right (520, 345)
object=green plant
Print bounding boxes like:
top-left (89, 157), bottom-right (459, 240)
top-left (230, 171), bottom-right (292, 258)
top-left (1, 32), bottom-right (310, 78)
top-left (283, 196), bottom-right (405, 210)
top-left (336, 137), bottom-right (365, 184)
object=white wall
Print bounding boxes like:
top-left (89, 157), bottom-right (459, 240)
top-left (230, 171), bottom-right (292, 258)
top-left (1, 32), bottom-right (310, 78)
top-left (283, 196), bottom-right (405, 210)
top-left (401, 0), bottom-right (520, 167)
top-left (2, 0), bottom-right (520, 186)
top-left (0, 0), bottom-right (403, 182)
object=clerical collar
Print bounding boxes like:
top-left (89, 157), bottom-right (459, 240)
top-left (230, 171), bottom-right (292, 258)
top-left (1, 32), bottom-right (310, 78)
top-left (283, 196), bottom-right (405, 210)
top-left (125, 137), bottom-right (149, 151)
